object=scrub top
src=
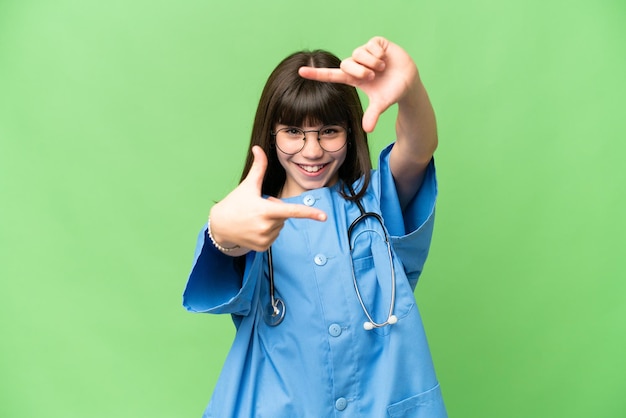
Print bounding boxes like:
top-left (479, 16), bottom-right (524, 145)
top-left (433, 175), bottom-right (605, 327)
top-left (183, 144), bottom-right (447, 418)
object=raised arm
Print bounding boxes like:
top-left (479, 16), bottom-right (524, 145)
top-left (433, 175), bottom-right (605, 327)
top-left (390, 58), bottom-right (437, 209)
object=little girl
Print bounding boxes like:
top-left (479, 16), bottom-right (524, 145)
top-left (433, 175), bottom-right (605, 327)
top-left (183, 37), bottom-right (447, 417)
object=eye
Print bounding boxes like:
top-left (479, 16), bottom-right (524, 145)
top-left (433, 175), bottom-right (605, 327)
top-left (320, 126), bottom-right (342, 138)
top-left (285, 127), bottom-right (303, 137)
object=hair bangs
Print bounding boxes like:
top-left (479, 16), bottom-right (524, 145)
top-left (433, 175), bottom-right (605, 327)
top-left (275, 79), bottom-right (351, 128)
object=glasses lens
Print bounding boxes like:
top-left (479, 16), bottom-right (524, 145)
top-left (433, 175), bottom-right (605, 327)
top-left (318, 125), bottom-right (347, 152)
top-left (274, 125), bottom-right (347, 154)
top-left (275, 127), bottom-right (305, 155)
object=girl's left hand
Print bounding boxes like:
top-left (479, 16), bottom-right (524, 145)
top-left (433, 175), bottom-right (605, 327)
top-left (298, 36), bottom-right (420, 133)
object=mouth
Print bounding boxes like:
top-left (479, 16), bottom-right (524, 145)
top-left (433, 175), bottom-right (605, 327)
top-left (297, 163), bottom-right (328, 174)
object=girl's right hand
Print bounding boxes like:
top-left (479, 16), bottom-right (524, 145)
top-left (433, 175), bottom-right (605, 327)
top-left (208, 146), bottom-right (327, 255)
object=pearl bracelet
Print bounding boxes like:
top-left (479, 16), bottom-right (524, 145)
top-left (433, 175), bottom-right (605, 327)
top-left (207, 217), bottom-right (240, 253)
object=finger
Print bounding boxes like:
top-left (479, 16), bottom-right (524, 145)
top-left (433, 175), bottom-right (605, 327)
top-left (340, 59), bottom-right (375, 81)
top-left (352, 45), bottom-right (386, 72)
top-left (242, 145), bottom-right (268, 191)
top-left (268, 200), bottom-right (327, 222)
top-left (298, 66), bottom-right (352, 84)
top-left (364, 36), bottom-right (388, 59)
top-left (362, 101), bottom-right (386, 133)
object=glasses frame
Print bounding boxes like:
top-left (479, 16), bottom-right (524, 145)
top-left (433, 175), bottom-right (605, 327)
top-left (271, 125), bottom-right (349, 155)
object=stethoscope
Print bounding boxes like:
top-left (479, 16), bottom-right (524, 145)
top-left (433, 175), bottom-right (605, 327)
top-left (263, 246), bottom-right (286, 326)
top-left (263, 200), bottom-right (398, 331)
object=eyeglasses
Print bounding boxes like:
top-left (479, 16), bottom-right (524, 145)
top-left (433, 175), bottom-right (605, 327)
top-left (272, 125), bottom-right (348, 155)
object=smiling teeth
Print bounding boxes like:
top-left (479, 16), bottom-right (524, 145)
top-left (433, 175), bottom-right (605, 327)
top-left (300, 165), bottom-right (324, 173)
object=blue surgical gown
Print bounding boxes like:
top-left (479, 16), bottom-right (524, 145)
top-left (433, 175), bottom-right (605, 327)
top-left (183, 144), bottom-right (447, 417)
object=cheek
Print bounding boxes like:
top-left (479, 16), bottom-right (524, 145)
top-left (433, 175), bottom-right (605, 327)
top-left (276, 152), bottom-right (290, 170)
top-left (335, 150), bottom-right (348, 168)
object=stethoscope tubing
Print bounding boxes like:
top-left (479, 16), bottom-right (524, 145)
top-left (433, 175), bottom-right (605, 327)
top-left (264, 246), bottom-right (286, 326)
top-left (263, 200), bottom-right (397, 330)
top-left (348, 211), bottom-right (397, 330)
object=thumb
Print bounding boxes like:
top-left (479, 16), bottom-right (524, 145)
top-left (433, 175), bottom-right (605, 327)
top-left (243, 145), bottom-right (268, 192)
top-left (362, 103), bottom-right (383, 133)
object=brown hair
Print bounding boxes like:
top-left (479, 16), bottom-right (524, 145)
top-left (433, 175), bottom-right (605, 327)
top-left (239, 49), bottom-right (371, 201)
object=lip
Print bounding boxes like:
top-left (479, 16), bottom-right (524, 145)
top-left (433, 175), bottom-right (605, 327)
top-left (295, 163), bottom-right (329, 176)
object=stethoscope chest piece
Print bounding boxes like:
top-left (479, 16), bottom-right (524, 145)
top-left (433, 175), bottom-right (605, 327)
top-left (264, 298), bottom-right (285, 326)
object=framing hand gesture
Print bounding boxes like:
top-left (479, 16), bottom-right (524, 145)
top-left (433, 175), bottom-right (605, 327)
top-left (209, 146), bottom-right (327, 255)
top-left (298, 36), bottom-right (420, 133)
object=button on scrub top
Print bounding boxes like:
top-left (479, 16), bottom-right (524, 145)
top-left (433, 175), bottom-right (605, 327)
top-left (183, 144), bottom-right (447, 418)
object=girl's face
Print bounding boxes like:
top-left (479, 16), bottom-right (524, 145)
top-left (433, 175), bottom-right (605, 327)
top-left (274, 122), bottom-right (348, 198)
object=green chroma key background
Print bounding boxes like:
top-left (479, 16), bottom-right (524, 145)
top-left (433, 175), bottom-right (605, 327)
top-left (1, 0), bottom-right (624, 417)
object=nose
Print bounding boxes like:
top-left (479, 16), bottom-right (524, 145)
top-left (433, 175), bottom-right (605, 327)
top-left (300, 131), bottom-right (324, 159)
